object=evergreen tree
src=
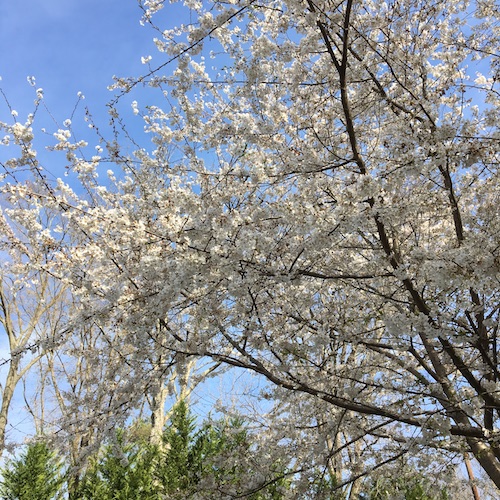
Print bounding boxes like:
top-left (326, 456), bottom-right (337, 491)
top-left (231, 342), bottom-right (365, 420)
top-left (76, 402), bottom-right (288, 499)
top-left (75, 428), bottom-right (158, 500)
top-left (0, 441), bottom-right (64, 500)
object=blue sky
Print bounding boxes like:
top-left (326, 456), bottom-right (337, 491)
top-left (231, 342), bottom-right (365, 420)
top-left (1, 0), bottom-right (163, 119)
top-left (0, 0), bottom-right (194, 183)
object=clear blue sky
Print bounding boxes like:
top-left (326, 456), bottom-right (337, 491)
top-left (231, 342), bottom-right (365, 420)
top-left (1, 0), bottom-right (162, 117)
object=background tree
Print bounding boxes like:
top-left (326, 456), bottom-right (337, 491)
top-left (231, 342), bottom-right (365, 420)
top-left (0, 191), bottom-right (72, 457)
top-left (0, 441), bottom-right (64, 500)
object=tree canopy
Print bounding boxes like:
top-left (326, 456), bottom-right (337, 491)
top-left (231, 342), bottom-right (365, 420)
top-left (1, 0), bottom-right (499, 495)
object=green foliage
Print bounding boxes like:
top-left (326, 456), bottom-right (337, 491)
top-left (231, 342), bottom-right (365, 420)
top-left (0, 441), bottom-right (64, 500)
top-left (156, 399), bottom-right (204, 495)
top-left (156, 401), bottom-right (288, 498)
top-left (368, 474), bottom-right (449, 500)
top-left (76, 401), bottom-right (288, 499)
top-left (193, 414), bottom-right (288, 499)
top-left (75, 428), bottom-right (158, 500)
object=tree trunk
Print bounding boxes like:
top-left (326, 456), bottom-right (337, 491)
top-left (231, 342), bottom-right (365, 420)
top-left (468, 438), bottom-right (500, 492)
top-left (150, 383), bottom-right (170, 447)
top-left (0, 359), bottom-right (20, 459)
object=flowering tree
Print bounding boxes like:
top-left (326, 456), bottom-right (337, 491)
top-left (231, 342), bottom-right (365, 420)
top-left (2, 0), bottom-right (500, 492)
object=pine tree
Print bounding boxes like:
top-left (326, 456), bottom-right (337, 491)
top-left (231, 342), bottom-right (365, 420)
top-left (0, 441), bottom-right (64, 500)
top-left (75, 402), bottom-right (289, 498)
top-left (75, 428), bottom-right (157, 500)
